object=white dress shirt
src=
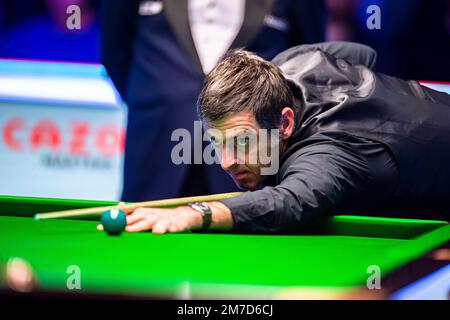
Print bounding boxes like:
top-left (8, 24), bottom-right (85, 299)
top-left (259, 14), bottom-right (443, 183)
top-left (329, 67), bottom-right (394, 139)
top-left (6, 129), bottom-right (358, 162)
top-left (188, 0), bottom-right (245, 74)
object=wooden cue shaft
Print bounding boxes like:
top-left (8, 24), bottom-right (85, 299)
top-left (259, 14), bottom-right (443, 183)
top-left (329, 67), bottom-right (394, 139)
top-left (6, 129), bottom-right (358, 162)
top-left (34, 192), bottom-right (243, 220)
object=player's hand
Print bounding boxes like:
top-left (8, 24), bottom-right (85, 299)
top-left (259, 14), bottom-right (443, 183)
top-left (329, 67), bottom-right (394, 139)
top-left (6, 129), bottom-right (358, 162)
top-left (95, 202), bottom-right (202, 234)
top-left (126, 207), bottom-right (203, 234)
top-left (97, 206), bottom-right (203, 234)
top-left (97, 201), bottom-right (233, 234)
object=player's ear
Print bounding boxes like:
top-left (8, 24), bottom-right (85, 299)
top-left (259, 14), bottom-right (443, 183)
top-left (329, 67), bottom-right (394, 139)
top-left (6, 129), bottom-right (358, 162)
top-left (279, 107), bottom-right (295, 140)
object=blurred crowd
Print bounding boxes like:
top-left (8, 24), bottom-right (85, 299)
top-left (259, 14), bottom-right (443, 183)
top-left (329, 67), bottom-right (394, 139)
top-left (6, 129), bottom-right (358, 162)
top-left (0, 0), bottom-right (448, 81)
top-left (325, 0), bottom-right (450, 81)
top-left (0, 0), bottom-right (100, 62)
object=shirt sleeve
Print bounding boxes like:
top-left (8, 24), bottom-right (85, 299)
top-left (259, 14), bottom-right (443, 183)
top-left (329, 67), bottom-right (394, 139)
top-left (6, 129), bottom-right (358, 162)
top-left (219, 136), bottom-right (389, 233)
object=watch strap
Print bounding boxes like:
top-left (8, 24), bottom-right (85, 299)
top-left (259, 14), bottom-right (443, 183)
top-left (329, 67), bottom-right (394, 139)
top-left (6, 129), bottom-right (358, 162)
top-left (188, 202), bottom-right (212, 231)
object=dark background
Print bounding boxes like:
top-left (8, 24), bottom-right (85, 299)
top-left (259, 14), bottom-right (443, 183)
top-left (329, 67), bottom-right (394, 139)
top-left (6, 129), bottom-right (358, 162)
top-left (0, 0), bottom-right (449, 81)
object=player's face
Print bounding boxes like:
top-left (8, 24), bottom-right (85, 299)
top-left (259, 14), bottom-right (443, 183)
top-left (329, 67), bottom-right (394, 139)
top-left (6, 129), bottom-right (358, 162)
top-left (204, 111), bottom-right (278, 190)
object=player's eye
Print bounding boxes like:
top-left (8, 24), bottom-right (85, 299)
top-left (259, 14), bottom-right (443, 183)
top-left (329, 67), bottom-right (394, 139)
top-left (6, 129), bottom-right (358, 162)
top-left (236, 135), bottom-right (250, 148)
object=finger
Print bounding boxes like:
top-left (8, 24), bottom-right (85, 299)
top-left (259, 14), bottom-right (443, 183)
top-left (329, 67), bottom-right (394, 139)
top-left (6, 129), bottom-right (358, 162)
top-left (117, 202), bottom-right (133, 214)
top-left (127, 214), bottom-right (160, 233)
top-left (125, 219), bottom-right (152, 232)
top-left (168, 220), bottom-right (191, 233)
top-left (126, 208), bottom-right (150, 224)
top-left (126, 213), bottom-right (144, 225)
top-left (97, 224), bottom-right (104, 231)
top-left (152, 221), bottom-right (169, 234)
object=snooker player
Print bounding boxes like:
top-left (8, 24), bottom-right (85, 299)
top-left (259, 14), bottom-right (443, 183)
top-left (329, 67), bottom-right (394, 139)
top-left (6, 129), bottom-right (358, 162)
top-left (120, 42), bottom-right (450, 234)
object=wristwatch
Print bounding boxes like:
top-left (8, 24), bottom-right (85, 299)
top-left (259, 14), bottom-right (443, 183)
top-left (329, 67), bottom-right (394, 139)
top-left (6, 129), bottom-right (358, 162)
top-left (188, 202), bottom-right (212, 231)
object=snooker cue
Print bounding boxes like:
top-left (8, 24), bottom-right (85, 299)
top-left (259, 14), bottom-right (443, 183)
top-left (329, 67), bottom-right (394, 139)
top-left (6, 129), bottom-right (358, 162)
top-left (34, 192), bottom-right (243, 220)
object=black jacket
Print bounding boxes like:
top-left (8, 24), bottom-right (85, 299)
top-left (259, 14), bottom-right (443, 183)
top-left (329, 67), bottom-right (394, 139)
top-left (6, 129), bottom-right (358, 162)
top-left (222, 42), bottom-right (450, 233)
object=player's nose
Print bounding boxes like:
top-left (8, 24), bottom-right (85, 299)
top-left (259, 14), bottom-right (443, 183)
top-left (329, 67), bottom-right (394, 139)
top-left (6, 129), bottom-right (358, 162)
top-left (220, 148), bottom-right (238, 170)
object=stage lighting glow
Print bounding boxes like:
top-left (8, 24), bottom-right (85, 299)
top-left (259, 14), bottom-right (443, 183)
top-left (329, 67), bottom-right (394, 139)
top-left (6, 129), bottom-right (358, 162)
top-left (0, 75), bottom-right (119, 107)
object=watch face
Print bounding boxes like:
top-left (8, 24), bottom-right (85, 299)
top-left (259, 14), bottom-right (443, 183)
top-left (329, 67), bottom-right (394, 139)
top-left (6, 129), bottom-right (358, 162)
top-left (191, 202), bottom-right (208, 211)
top-left (189, 202), bottom-right (212, 231)
top-left (197, 202), bottom-right (209, 210)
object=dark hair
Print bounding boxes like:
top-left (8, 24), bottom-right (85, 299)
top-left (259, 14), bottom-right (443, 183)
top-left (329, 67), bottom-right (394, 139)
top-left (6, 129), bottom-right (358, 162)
top-left (197, 49), bottom-right (298, 129)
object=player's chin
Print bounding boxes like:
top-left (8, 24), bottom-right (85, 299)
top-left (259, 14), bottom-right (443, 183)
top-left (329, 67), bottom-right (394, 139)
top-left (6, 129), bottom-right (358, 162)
top-left (233, 177), bottom-right (259, 191)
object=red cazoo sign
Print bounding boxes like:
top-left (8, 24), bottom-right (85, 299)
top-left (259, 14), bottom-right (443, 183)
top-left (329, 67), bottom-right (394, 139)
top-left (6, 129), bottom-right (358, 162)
top-left (3, 117), bottom-right (125, 157)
